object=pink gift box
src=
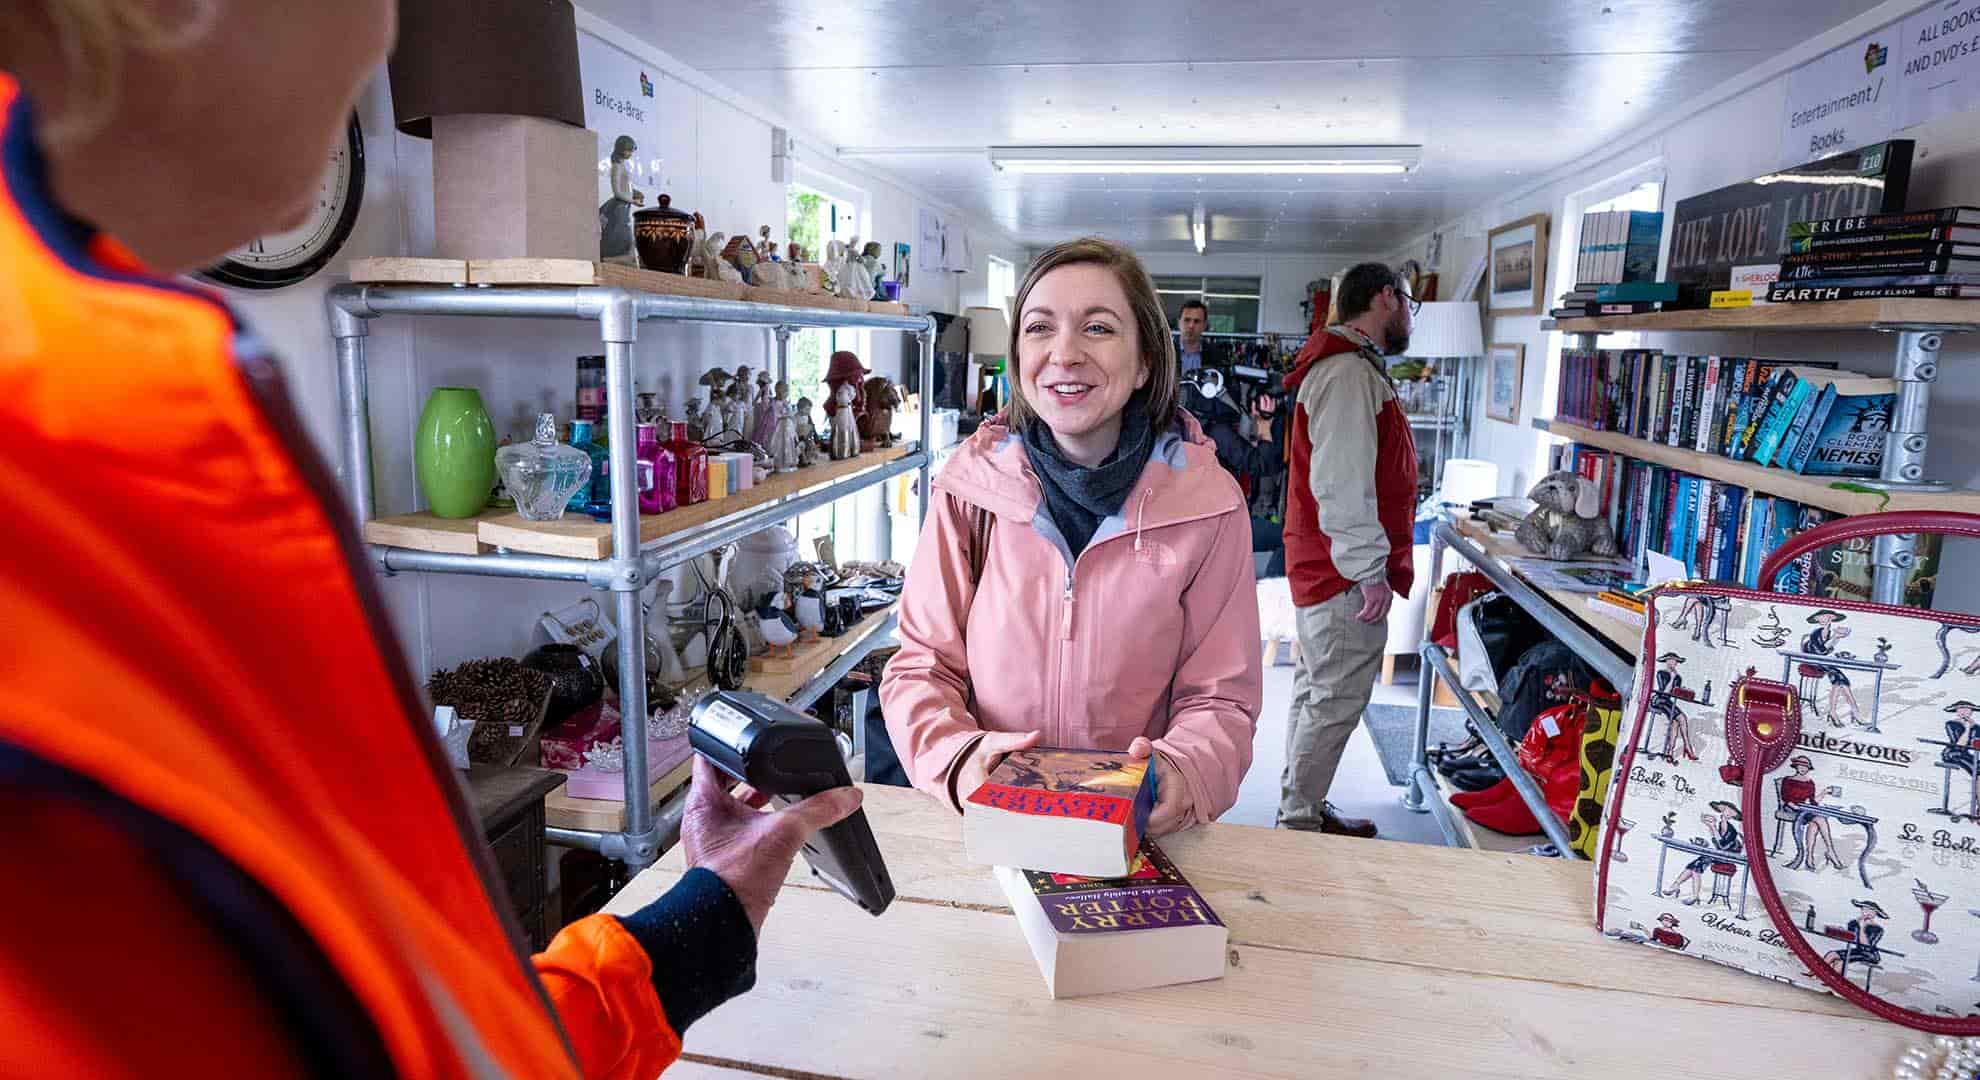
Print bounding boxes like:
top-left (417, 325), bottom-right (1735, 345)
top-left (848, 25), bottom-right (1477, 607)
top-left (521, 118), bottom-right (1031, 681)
top-left (556, 732), bottom-right (692, 800)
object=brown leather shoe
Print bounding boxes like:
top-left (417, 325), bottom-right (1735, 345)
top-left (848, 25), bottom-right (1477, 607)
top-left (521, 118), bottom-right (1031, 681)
top-left (1319, 802), bottom-right (1379, 838)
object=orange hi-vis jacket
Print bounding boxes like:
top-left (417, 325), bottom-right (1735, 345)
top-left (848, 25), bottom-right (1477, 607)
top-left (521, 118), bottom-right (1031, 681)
top-left (0, 74), bottom-right (686, 1078)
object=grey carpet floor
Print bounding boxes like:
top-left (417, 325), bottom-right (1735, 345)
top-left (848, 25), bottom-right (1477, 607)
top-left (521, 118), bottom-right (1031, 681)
top-left (1362, 700), bottom-right (1468, 787)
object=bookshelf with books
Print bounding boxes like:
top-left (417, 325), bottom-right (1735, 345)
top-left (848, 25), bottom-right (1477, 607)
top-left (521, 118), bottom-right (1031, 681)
top-left (1544, 315), bottom-right (1977, 607)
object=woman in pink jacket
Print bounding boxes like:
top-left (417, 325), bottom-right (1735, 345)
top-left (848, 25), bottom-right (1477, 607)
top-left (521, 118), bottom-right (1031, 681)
top-left (881, 237), bottom-right (1262, 834)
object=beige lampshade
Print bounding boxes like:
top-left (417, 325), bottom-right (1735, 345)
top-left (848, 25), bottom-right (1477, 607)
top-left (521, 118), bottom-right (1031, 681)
top-left (1402, 301), bottom-right (1484, 358)
top-left (965, 305), bottom-right (1011, 358)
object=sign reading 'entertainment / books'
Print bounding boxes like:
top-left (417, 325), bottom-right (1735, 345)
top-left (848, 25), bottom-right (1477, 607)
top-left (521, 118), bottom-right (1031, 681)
top-left (1779, 0), bottom-right (1980, 167)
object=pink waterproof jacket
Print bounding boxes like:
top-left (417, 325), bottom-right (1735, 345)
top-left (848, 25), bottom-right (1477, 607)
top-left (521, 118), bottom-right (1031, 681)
top-left (880, 410), bottom-right (1262, 827)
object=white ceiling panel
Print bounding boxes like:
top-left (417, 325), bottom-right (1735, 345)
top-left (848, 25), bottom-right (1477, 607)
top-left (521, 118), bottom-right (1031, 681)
top-left (588, 0), bottom-right (1887, 252)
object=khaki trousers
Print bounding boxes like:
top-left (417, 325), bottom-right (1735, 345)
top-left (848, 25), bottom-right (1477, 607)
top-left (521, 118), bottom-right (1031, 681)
top-left (1278, 587), bottom-right (1386, 829)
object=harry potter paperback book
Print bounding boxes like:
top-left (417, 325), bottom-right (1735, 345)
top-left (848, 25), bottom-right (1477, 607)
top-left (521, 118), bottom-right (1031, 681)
top-left (994, 840), bottom-right (1227, 999)
top-left (963, 747), bottom-right (1153, 878)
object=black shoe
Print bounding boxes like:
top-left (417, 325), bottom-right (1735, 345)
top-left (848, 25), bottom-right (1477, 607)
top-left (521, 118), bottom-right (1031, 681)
top-left (1447, 763), bottom-right (1505, 792)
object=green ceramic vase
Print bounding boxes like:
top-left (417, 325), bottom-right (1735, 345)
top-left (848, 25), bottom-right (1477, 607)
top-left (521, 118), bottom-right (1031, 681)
top-left (415, 387), bottom-right (497, 519)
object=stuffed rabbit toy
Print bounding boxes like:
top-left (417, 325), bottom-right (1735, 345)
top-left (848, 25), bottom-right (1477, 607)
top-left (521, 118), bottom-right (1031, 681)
top-left (1515, 470), bottom-right (1620, 560)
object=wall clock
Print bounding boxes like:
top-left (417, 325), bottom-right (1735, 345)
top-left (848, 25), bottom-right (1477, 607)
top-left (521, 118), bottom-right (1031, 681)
top-left (198, 113), bottom-right (364, 290)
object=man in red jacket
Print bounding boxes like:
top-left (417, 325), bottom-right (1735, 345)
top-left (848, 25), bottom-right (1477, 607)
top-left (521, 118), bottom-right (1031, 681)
top-left (1277, 263), bottom-right (1420, 838)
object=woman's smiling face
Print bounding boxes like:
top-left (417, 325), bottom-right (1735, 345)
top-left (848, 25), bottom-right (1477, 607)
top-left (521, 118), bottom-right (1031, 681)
top-left (1016, 263), bottom-right (1149, 464)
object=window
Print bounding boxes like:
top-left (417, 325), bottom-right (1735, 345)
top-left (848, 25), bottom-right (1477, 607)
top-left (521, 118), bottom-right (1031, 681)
top-left (1154, 275), bottom-right (1261, 334)
top-left (987, 254), bottom-right (1016, 315)
top-left (1537, 166), bottom-right (1665, 483)
top-left (787, 182), bottom-right (867, 555)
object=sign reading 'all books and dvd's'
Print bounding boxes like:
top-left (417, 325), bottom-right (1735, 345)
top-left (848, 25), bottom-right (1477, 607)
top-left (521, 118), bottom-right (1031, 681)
top-left (1665, 140), bottom-right (1912, 302)
top-left (1778, 0), bottom-right (1980, 167)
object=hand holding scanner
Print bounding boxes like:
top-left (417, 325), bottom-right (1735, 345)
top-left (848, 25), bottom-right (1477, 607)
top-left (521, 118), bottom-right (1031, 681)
top-left (689, 690), bottom-right (894, 915)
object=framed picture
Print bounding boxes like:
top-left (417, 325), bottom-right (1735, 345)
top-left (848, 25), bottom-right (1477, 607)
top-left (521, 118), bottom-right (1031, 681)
top-left (894, 242), bottom-right (911, 288)
top-left (1486, 213), bottom-right (1550, 315)
top-left (1486, 342), bottom-right (1525, 424)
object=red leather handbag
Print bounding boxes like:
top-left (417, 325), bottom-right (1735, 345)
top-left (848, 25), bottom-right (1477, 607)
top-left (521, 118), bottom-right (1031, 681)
top-left (1598, 511), bottom-right (1980, 1031)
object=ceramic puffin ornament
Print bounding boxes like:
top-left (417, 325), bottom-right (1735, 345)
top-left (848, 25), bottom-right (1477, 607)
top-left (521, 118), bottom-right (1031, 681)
top-left (755, 592), bottom-right (801, 658)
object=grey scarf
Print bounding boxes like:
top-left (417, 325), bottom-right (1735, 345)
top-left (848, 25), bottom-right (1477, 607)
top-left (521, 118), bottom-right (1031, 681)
top-left (1020, 390), bottom-right (1158, 557)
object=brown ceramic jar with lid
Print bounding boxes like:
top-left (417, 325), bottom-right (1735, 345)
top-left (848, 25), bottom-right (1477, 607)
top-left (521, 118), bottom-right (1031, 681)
top-left (632, 194), bottom-right (694, 274)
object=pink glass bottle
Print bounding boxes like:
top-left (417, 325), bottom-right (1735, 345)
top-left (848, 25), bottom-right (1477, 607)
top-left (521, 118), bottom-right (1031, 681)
top-left (664, 420), bottom-right (708, 506)
top-left (635, 422), bottom-right (677, 513)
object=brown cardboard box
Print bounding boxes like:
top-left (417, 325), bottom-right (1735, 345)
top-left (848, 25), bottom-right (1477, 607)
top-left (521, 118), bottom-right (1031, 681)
top-left (433, 115), bottom-right (597, 261)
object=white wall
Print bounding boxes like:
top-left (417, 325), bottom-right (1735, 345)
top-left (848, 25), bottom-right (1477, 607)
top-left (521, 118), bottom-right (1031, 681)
top-left (222, 9), bottom-right (1024, 675)
top-left (1383, 0), bottom-right (1980, 610)
top-left (1136, 251), bottom-right (1381, 336)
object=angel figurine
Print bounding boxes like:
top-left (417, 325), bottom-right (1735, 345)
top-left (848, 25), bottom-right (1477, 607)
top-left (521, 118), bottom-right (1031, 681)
top-left (751, 373), bottom-right (780, 446)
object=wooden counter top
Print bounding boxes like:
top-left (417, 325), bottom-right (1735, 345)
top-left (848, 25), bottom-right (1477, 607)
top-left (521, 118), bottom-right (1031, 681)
top-left (607, 785), bottom-right (1908, 1078)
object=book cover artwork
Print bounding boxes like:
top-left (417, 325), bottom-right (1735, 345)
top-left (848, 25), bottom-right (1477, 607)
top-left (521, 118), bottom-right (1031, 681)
top-left (967, 749), bottom-right (1150, 826)
top-left (1018, 842), bottom-right (1224, 936)
top-left (1801, 393), bottom-right (1893, 478)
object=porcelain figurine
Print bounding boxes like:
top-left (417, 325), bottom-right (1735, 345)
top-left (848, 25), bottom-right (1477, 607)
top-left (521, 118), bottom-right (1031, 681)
top-left (787, 241), bottom-right (804, 264)
top-left (598, 135), bottom-right (644, 265)
top-left (702, 231), bottom-right (744, 284)
top-left (859, 375), bottom-right (902, 449)
top-left (756, 593), bottom-right (801, 658)
top-left (821, 239), bottom-right (848, 294)
top-left (751, 373), bottom-right (780, 446)
top-left (829, 381), bottom-right (860, 460)
top-left (793, 396), bottom-right (822, 467)
top-left (721, 383), bottom-right (749, 440)
top-left (721, 234), bottom-right (757, 282)
top-left (768, 395), bottom-right (801, 473)
top-left (698, 390), bottom-right (729, 440)
top-left (731, 365), bottom-right (755, 412)
top-left (682, 394), bottom-right (706, 442)
top-left (833, 236), bottom-right (874, 300)
top-left (756, 225), bottom-right (777, 263)
top-left (859, 241), bottom-right (887, 301)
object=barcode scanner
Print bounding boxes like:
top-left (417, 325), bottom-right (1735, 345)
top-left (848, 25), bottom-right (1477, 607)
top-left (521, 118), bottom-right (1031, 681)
top-left (689, 691), bottom-right (895, 916)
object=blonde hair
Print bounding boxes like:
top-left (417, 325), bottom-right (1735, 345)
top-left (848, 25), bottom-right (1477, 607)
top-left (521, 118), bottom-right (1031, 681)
top-left (5, 1), bottom-right (209, 143)
top-left (1005, 236), bottom-right (1179, 432)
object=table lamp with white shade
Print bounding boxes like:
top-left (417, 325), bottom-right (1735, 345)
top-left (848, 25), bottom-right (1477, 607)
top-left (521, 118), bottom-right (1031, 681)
top-left (964, 305), bottom-right (1011, 416)
top-left (1399, 300), bottom-right (1485, 495)
top-left (1384, 300), bottom-right (1486, 682)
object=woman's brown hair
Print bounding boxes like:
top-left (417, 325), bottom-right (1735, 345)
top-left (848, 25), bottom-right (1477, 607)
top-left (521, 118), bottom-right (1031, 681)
top-left (1005, 236), bottom-right (1178, 432)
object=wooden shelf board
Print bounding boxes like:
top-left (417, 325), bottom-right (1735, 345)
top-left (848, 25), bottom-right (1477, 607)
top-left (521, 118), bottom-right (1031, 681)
top-left (348, 257), bottom-right (911, 317)
top-left (470, 447), bottom-right (915, 560)
top-left (749, 604), bottom-right (896, 702)
top-left (1554, 297), bottom-right (1980, 333)
top-left (1534, 417), bottom-right (1980, 516)
top-left (361, 509), bottom-right (498, 555)
top-left (543, 757), bottom-right (694, 833)
top-left (1452, 518), bottom-right (1642, 659)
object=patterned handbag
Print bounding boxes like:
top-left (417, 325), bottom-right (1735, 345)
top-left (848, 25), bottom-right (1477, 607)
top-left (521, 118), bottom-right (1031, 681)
top-left (1569, 684), bottom-right (1623, 859)
top-left (1597, 511), bottom-right (1980, 1031)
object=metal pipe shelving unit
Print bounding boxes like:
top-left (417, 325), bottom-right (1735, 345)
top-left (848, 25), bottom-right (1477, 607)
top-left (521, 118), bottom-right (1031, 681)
top-left (1399, 518), bottom-right (1634, 857)
top-left (329, 283), bottom-right (936, 870)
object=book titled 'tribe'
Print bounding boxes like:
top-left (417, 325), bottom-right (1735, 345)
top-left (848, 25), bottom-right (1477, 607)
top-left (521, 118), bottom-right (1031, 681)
top-left (963, 748), bottom-right (1153, 878)
top-left (995, 841), bottom-right (1228, 999)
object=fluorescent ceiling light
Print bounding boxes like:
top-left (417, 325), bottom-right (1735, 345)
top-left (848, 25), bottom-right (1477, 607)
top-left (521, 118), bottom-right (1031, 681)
top-left (1192, 203), bottom-right (1207, 254)
top-left (989, 145), bottom-right (1420, 175)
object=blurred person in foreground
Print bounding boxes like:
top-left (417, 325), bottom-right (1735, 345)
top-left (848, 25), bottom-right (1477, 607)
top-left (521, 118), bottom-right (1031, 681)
top-left (0, 3), bottom-right (856, 1076)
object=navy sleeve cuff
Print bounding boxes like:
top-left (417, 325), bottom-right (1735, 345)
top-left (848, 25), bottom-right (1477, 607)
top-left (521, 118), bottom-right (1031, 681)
top-left (613, 867), bottom-right (758, 1033)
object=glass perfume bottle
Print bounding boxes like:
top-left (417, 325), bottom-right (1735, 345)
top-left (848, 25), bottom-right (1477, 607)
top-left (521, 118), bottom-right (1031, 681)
top-left (567, 419), bottom-right (608, 512)
top-left (636, 422), bottom-right (677, 514)
top-left (495, 413), bottom-right (592, 521)
top-left (664, 420), bottom-right (708, 506)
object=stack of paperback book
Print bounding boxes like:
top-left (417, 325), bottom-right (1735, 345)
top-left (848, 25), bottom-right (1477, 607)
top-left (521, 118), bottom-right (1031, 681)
top-left (1552, 210), bottom-right (1669, 317)
top-left (962, 748), bottom-right (1228, 999)
top-left (1770, 207), bottom-right (1980, 302)
top-left (1555, 348), bottom-right (1896, 479)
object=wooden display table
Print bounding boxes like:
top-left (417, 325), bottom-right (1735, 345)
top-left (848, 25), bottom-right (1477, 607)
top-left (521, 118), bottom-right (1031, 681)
top-left (607, 785), bottom-right (1908, 1078)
